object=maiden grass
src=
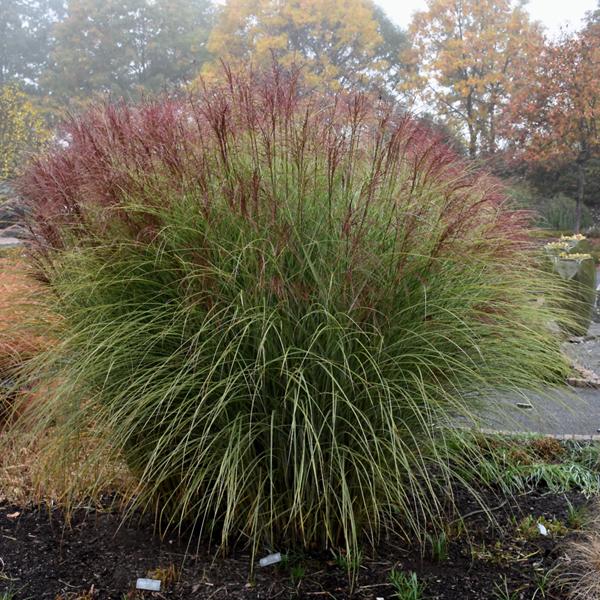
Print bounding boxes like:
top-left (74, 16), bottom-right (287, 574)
top-left (12, 66), bottom-right (570, 562)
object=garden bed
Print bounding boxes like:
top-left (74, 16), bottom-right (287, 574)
top-left (0, 481), bottom-right (588, 599)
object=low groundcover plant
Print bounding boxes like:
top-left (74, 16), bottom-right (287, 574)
top-left (11, 65), bottom-right (568, 562)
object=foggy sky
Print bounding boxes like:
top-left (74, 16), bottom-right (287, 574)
top-left (375, 0), bottom-right (597, 36)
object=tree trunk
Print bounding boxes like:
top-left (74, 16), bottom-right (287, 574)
top-left (488, 103), bottom-right (496, 155)
top-left (468, 124), bottom-right (477, 159)
top-left (466, 90), bottom-right (477, 159)
top-left (576, 161), bottom-right (585, 234)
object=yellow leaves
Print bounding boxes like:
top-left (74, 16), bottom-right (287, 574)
top-left (405, 0), bottom-right (543, 155)
top-left (199, 0), bottom-right (385, 91)
top-left (0, 85), bottom-right (49, 180)
top-left (255, 33), bottom-right (287, 55)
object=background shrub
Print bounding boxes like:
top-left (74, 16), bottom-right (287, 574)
top-left (14, 66), bottom-right (569, 560)
top-left (507, 185), bottom-right (594, 233)
top-left (539, 194), bottom-right (593, 232)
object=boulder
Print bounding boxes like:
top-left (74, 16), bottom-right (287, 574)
top-left (0, 223), bottom-right (30, 240)
top-left (0, 181), bottom-right (27, 242)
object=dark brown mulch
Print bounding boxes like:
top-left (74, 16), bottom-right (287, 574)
top-left (0, 488), bottom-right (584, 600)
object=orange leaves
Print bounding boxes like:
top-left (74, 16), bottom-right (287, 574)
top-left (504, 26), bottom-right (600, 168)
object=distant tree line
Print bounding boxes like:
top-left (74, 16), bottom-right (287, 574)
top-left (1, 0), bottom-right (599, 230)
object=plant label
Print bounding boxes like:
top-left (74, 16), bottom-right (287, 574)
top-left (136, 578), bottom-right (161, 591)
top-left (259, 552), bottom-right (282, 567)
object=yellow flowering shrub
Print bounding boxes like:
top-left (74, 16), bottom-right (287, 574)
top-left (559, 252), bottom-right (593, 261)
top-left (561, 234), bottom-right (586, 242)
top-left (544, 241), bottom-right (570, 252)
top-left (0, 85), bottom-right (49, 180)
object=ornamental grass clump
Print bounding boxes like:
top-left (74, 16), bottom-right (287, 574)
top-left (14, 66), bottom-right (568, 560)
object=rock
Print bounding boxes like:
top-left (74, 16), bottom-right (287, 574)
top-left (0, 201), bottom-right (25, 228)
top-left (0, 236), bottom-right (22, 248)
top-left (0, 223), bottom-right (30, 240)
top-left (0, 180), bottom-right (28, 240)
top-left (0, 180), bottom-right (14, 198)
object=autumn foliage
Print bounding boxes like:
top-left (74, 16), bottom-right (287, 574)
top-left (505, 28), bottom-right (600, 166)
top-left (406, 0), bottom-right (542, 158)
top-left (0, 85), bottom-right (48, 180)
top-left (201, 0), bottom-right (400, 91)
top-left (503, 25), bottom-right (600, 231)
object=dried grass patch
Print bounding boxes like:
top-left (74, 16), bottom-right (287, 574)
top-left (0, 254), bottom-right (51, 372)
top-left (0, 423), bottom-right (133, 507)
top-left (0, 256), bottom-right (131, 506)
top-left (560, 502), bottom-right (600, 599)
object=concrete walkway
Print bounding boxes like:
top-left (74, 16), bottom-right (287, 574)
top-left (472, 386), bottom-right (600, 439)
top-left (0, 237), bottom-right (21, 248)
top-left (563, 322), bottom-right (600, 375)
top-left (469, 323), bottom-right (600, 439)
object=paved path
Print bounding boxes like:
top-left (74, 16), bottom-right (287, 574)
top-left (470, 323), bottom-right (600, 439)
top-left (0, 237), bottom-right (21, 248)
top-left (564, 322), bottom-right (600, 375)
top-left (472, 386), bottom-right (600, 439)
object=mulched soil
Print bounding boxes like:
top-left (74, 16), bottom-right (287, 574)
top-left (0, 486), bottom-right (585, 599)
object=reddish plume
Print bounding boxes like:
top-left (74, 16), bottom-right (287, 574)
top-left (19, 64), bottom-right (525, 262)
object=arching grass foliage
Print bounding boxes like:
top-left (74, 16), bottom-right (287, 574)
top-left (13, 66), bottom-right (568, 561)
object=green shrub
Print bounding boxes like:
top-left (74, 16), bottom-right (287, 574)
top-left (539, 194), bottom-right (593, 232)
top-left (506, 182), bottom-right (540, 211)
top-left (444, 433), bottom-right (600, 496)
top-left (14, 66), bottom-right (569, 561)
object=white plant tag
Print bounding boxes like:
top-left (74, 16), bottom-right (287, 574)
top-left (537, 522), bottom-right (548, 536)
top-left (136, 578), bottom-right (161, 591)
top-left (259, 552), bottom-right (282, 567)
